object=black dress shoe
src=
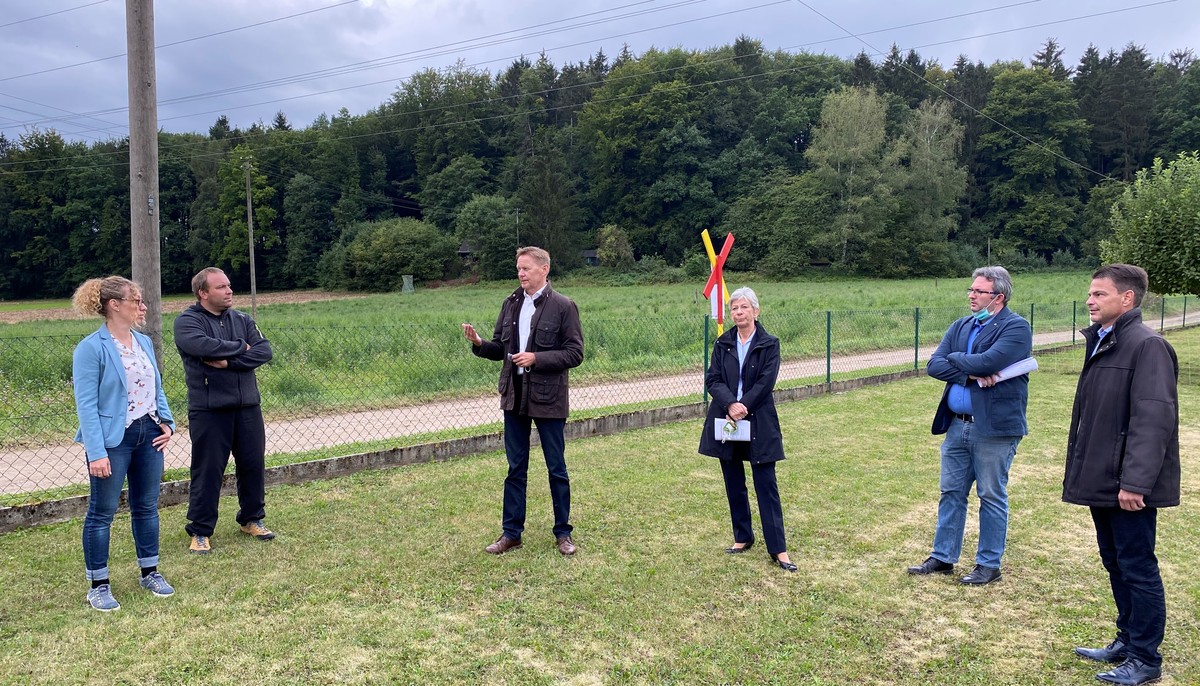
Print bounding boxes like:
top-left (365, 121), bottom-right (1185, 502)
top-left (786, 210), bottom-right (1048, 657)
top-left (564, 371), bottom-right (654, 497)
top-left (906, 556), bottom-right (954, 575)
top-left (959, 564), bottom-right (1001, 585)
top-left (770, 552), bottom-right (797, 572)
top-left (1096, 657), bottom-right (1162, 685)
top-left (1075, 638), bottom-right (1129, 663)
top-left (725, 539), bottom-right (755, 554)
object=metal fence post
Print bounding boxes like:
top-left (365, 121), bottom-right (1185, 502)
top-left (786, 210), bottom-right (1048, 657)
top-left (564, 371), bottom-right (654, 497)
top-left (826, 311), bottom-right (832, 385)
top-left (1072, 301), bottom-right (1077, 345)
top-left (1184, 296), bottom-right (1189, 328)
top-left (703, 315), bottom-right (710, 404)
top-left (1161, 297), bottom-right (1166, 331)
top-left (914, 307), bottom-right (920, 370)
top-left (1029, 303), bottom-right (1035, 335)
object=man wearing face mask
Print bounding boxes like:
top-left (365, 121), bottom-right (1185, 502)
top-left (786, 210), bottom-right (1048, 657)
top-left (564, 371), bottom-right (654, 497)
top-left (907, 266), bottom-right (1032, 585)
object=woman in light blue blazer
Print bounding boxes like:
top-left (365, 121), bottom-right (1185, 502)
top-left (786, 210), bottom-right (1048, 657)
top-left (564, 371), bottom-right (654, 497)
top-left (71, 276), bottom-right (176, 612)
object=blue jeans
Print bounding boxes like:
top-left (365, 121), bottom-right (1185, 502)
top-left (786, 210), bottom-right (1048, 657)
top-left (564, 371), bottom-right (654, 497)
top-left (501, 411), bottom-right (571, 539)
top-left (82, 415), bottom-right (164, 580)
top-left (931, 418), bottom-right (1020, 569)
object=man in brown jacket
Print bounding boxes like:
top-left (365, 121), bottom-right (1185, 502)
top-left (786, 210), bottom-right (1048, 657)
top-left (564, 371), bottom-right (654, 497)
top-left (1065, 264), bottom-right (1179, 686)
top-left (462, 247), bottom-right (584, 556)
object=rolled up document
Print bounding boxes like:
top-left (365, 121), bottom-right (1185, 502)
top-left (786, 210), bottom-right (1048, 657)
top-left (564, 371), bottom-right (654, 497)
top-left (979, 357), bottom-right (1038, 386)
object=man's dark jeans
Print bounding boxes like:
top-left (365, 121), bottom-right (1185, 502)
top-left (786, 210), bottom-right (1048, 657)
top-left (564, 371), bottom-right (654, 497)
top-left (1090, 506), bottom-right (1166, 668)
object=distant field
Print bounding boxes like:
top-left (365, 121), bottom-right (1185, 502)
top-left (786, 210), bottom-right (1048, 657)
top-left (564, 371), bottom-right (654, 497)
top-left (5, 271), bottom-right (1193, 452)
top-left (0, 271), bottom-right (1101, 337)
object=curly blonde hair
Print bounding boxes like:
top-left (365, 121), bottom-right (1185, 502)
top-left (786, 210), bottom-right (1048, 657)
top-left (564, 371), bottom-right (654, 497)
top-left (71, 276), bottom-right (139, 318)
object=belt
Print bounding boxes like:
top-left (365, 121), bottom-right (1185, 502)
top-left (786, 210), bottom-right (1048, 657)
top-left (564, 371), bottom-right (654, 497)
top-left (953, 413), bottom-right (974, 423)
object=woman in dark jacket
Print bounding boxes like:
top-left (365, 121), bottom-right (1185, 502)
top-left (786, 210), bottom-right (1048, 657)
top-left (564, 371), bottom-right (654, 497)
top-left (698, 287), bottom-right (795, 572)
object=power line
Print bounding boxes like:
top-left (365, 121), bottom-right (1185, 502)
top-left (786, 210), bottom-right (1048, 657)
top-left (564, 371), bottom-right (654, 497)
top-left (4, 0), bottom-right (721, 129)
top-left (784, 0), bottom-right (1178, 181)
top-left (0, 0), bottom-right (1179, 175)
top-left (0, 0), bottom-right (110, 31)
top-left (0, 0), bottom-right (363, 84)
top-left (0, 90), bottom-right (126, 140)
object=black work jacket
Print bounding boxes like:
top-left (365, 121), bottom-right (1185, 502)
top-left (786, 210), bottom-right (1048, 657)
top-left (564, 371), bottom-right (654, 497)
top-left (173, 303), bottom-right (273, 411)
top-left (1063, 309), bottom-right (1180, 508)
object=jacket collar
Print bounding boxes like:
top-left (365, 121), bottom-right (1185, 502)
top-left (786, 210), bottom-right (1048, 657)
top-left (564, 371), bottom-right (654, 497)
top-left (1081, 307), bottom-right (1142, 345)
top-left (509, 282), bottom-right (555, 305)
top-left (717, 322), bottom-right (773, 350)
top-left (97, 323), bottom-right (129, 391)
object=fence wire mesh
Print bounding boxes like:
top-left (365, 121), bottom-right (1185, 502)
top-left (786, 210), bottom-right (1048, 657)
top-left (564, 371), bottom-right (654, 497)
top-left (1, 299), bottom-right (1193, 506)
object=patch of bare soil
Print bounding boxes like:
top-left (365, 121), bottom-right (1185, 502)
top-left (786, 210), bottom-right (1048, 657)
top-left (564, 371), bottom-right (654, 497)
top-left (0, 290), bottom-right (366, 324)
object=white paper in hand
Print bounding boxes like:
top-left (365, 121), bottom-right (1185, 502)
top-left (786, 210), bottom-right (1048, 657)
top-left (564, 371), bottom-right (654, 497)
top-left (979, 357), bottom-right (1038, 386)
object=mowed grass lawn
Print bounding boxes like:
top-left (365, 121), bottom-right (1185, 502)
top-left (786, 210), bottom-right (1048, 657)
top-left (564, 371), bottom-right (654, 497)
top-left (1, 342), bottom-right (1197, 685)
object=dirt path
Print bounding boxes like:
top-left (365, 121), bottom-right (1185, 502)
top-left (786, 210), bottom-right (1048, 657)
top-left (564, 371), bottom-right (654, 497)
top-left (1, 318), bottom-right (1185, 495)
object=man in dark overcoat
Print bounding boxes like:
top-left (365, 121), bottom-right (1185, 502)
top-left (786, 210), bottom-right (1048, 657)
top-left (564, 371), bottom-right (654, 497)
top-left (1066, 264), bottom-right (1179, 686)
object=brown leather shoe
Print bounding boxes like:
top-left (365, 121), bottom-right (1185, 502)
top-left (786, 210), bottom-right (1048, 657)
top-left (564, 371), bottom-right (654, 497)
top-left (484, 535), bottom-right (522, 555)
top-left (556, 535), bottom-right (577, 556)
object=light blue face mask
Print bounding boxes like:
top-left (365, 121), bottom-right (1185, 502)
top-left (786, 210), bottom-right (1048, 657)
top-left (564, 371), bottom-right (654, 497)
top-left (973, 306), bottom-right (993, 322)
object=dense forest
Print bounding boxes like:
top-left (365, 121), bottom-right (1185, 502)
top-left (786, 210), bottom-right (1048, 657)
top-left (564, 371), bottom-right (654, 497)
top-left (0, 37), bottom-right (1197, 298)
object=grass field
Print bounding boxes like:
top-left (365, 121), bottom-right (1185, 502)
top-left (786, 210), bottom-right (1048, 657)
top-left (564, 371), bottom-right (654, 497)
top-left (0, 271), bottom-right (1109, 336)
top-left (0, 334), bottom-right (1195, 685)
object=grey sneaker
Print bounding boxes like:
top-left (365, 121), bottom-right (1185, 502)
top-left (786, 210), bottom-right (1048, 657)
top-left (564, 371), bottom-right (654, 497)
top-left (86, 584), bottom-right (120, 612)
top-left (139, 571), bottom-right (175, 597)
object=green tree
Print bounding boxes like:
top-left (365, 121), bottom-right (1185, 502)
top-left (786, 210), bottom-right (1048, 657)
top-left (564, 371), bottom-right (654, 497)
top-left (1102, 152), bottom-right (1200, 294)
top-left (417, 154), bottom-right (491, 233)
top-left (595, 224), bottom-right (634, 268)
top-left (282, 173), bottom-right (335, 287)
top-left (805, 86), bottom-right (889, 268)
top-left (456, 194), bottom-right (518, 280)
top-left (213, 145), bottom-right (278, 273)
top-left (868, 99), bottom-right (967, 277)
top-left (977, 67), bottom-right (1090, 259)
top-left (337, 218), bottom-right (456, 290)
top-left (718, 170), bottom-right (834, 276)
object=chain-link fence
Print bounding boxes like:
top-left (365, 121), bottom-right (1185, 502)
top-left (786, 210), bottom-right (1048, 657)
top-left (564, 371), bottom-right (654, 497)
top-left (1, 297), bottom-right (1193, 506)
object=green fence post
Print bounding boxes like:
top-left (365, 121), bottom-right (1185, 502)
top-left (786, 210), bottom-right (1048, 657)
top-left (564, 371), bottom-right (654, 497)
top-left (1029, 303), bottom-right (1034, 336)
top-left (703, 315), bottom-right (710, 404)
top-left (826, 311), bottom-right (832, 385)
top-left (1072, 301), bottom-right (1077, 345)
top-left (1184, 296), bottom-right (1189, 328)
top-left (914, 307), bottom-right (920, 370)
top-left (1161, 296), bottom-right (1166, 331)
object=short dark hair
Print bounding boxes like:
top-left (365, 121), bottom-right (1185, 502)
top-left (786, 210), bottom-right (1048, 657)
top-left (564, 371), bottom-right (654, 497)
top-left (191, 267), bottom-right (225, 300)
top-left (1092, 264), bottom-right (1149, 306)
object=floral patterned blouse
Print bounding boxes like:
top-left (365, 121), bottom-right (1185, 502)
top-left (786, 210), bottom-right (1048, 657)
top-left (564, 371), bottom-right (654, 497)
top-left (114, 336), bottom-right (159, 427)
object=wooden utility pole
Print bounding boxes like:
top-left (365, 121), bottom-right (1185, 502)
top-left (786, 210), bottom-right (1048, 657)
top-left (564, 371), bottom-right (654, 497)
top-left (244, 159), bottom-right (258, 318)
top-left (126, 0), bottom-right (163, 363)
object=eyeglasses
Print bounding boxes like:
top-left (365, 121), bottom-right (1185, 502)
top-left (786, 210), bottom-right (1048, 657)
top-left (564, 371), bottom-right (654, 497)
top-left (966, 289), bottom-right (997, 296)
top-left (118, 297), bottom-right (146, 307)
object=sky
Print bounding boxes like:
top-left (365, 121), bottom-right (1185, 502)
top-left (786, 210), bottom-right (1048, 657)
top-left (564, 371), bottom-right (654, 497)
top-left (0, 0), bottom-right (1196, 144)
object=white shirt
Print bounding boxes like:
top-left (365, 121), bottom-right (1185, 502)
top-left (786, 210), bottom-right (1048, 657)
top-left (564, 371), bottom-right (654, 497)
top-left (517, 284), bottom-right (546, 374)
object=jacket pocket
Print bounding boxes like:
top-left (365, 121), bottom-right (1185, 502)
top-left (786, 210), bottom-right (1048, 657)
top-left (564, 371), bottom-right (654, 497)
top-left (534, 322), bottom-right (560, 348)
top-left (1111, 431), bottom-right (1127, 480)
top-left (528, 378), bottom-right (559, 405)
